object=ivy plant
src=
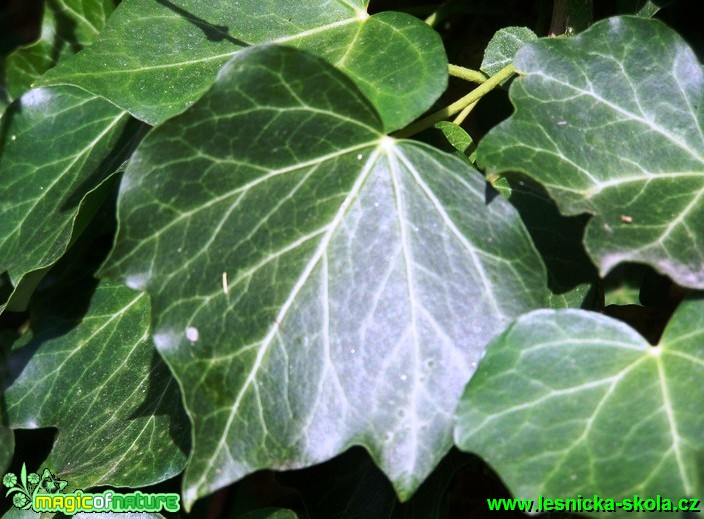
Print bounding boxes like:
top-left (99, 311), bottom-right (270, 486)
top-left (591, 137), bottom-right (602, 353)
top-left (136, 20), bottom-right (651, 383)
top-left (0, 0), bottom-right (702, 517)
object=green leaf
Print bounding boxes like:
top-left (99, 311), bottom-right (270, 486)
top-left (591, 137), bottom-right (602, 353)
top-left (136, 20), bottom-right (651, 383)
top-left (4, 0), bottom-right (117, 102)
top-left (103, 45), bottom-right (548, 508)
top-left (236, 510), bottom-right (298, 519)
top-left (3, 280), bottom-right (189, 490)
top-left (0, 86), bottom-right (140, 312)
top-left (0, 332), bottom-right (14, 472)
top-left (477, 16), bottom-right (704, 289)
top-left (37, 1), bottom-right (447, 131)
top-left (455, 295), bottom-right (704, 511)
top-left (480, 27), bottom-right (537, 77)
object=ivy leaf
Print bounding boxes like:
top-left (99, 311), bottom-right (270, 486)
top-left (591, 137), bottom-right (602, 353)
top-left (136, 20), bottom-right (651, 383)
top-left (0, 86), bottom-right (141, 312)
top-left (37, 0), bottom-right (447, 131)
top-left (480, 27), bottom-right (537, 77)
top-left (3, 280), bottom-right (189, 490)
top-left (4, 0), bottom-right (117, 102)
top-left (103, 45), bottom-right (548, 508)
top-left (455, 295), bottom-right (704, 509)
top-left (477, 16), bottom-right (704, 289)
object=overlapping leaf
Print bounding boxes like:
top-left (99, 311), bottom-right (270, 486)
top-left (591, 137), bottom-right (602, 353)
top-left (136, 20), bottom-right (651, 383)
top-left (455, 295), bottom-right (704, 515)
top-left (103, 45), bottom-right (548, 508)
top-left (37, 0), bottom-right (446, 131)
top-left (3, 280), bottom-right (189, 490)
top-left (0, 86), bottom-right (140, 312)
top-left (480, 27), bottom-right (537, 77)
top-left (477, 16), bottom-right (704, 288)
top-left (4, 0), bottom-right (117, 102)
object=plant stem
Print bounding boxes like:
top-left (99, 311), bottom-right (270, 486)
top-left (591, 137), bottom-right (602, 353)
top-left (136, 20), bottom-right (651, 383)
top-left (452, 101), bottom-right (478, 125)
top-left (448, 64), bottom-right (487, 84)
top-left (393, 63), bottom-right (516, 139)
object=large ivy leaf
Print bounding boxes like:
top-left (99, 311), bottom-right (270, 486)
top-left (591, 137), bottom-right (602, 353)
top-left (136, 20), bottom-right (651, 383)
top-left (477, 16), bottom-right (704, 289)
top-left (3, 280), bottom-right (189, 490)
top-left (103, 45), bottom-right (548, 508)
top-left (37, 0), bottom-right (446, 131)
top-left (0, 86), bottom-right (140, 312)
top-left (455, 295), bottom-right (704, 513)
top-left (4, 0), bottom-right (117, 102)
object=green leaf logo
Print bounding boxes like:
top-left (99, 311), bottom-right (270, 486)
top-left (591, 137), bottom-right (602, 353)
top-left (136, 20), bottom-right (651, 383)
top-left (38, 468), bottom-right (67, 494)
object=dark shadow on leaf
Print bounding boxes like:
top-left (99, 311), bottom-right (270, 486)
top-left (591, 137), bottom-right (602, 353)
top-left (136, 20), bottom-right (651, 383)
top-left (59, 118), bottom-right (146, 212)
top-left (0, 97), bottom-right (21, 158)
top-left (46, 0), bottom-right (81, 67)
top-left (154, 0), bottom-right (248, 46)
top-left (127, 349), bottom-right (191, 457)
top-left (484, 181), bottom-right (500, 205)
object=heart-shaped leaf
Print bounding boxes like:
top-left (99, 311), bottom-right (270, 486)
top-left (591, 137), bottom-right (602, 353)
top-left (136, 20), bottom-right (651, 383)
top-left (0, 86), bottom-right (140, 312)
top-left (38, 0), bottom-right (447, 131)
top-left (3, 280), bottom-right (189, 490)
top-left (477, 16), bottom-right (704, 288)
top-left (455, 295), bottom-right (704, 510)
top-left (103, 45), bottom-right (548, 508)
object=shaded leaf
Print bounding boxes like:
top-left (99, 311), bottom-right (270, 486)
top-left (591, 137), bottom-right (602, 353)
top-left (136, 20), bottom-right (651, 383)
top-left (480, 27), bottom-right (537, 77)
top-left (3, 279), bottom-right (189, 490)
top-left (455, 295), bottom-right (704, 514)
top-left (477, 16), bottom-right (704, 288)
top-left (104, 45), bottom-right (548, 508)
top-left (0, 86), bottom-right (140, 312)
top-left (4, 0), bottom-right (117, 102)
top-left (38, 1), bottom-right (446, 131)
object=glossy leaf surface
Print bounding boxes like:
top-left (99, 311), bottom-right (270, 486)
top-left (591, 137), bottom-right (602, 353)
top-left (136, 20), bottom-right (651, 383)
top-left (104, 45), bottom-right (548, 508)
top-left (478, 17), bottom-right (704, 288)
top-left (0, 86), bottom-right (138, 311)
top-left (3, 281), bottom-right (189, 490)
top-left (38, 0), bottom-right (446, 131)
top-left (455, 296), bottom-right (704, 514)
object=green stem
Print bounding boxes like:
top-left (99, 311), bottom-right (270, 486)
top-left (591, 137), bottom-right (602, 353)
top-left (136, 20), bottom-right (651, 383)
top-left (448, 64), bottom-right (487, 84)
top-left (452, 101), bottom-right (477, 125)
top-left (393, 63), bottom-right (516, 139)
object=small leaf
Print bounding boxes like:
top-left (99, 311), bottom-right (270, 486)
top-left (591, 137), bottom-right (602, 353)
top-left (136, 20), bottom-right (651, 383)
top-left (455, 295), bottom-right (704, 509)
top-left (4, 0), bottom-right (117, 102)
top-left (0, 86), bottom-right (141, 312)
top-left (480, 27), bottom-right (537, 77)
top-left (104, 45), bottom-right (548, 508)
top-left (38, 1), bottom-right (447, 131)
top-left (3, 279), bottom-right (189, 490)
top-left (477, 16), bottom-right (704, 289)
